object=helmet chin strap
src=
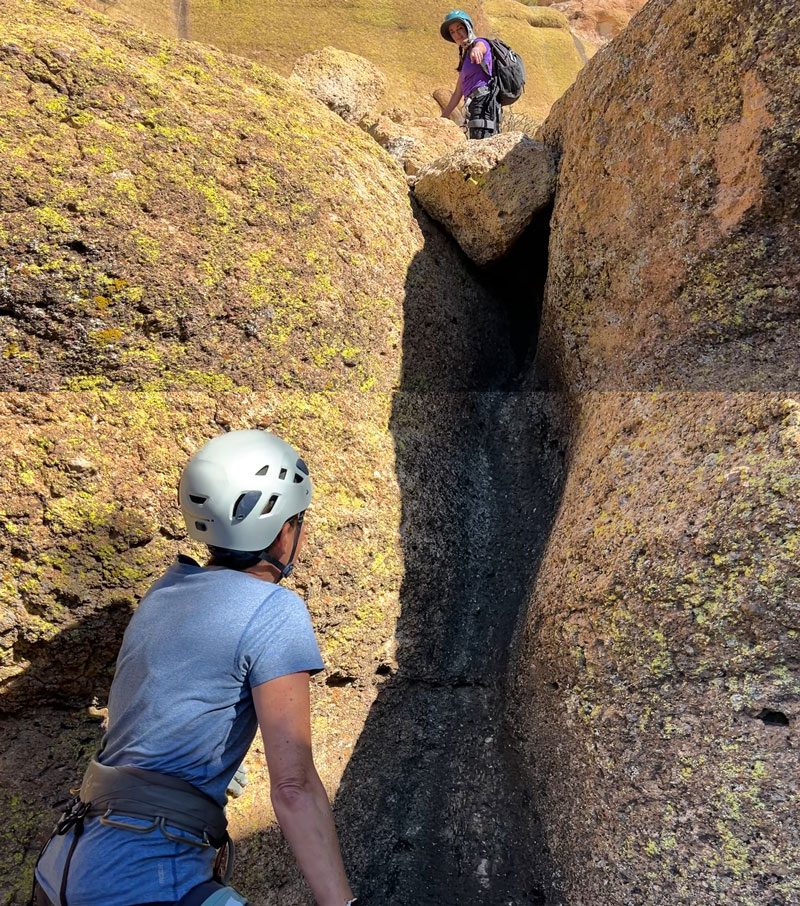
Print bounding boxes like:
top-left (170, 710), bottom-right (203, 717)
top-left (260, 512), bottom-right (304, 582)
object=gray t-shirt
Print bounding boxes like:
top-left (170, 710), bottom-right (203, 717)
top-left (36, 556), bottom-right (324, 906)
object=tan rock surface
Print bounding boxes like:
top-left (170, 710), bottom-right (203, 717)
top-left (482, 0), bottom-right (588, 122)
top-left (533, 0), bottom-right (648, 48)
top-left (413, 132), bottom-right (556, 265)
top-left (535, 0), bottom-right (800, 391)
top-left (290, 46), bottom-right (387, 124)
top-left (0, 0), bottom-right (512, 392)
top-left (510, 0), bottom-right (800, 902)
top-left (512, 392), bottom-right (800, 905)
top-left (364, 112), bottom-right (466, 175)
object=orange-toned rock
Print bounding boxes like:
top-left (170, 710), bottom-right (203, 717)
top-left (533, 0), bottom-right (648, 47)
top-left (535, 0), bottom-right (800, 391)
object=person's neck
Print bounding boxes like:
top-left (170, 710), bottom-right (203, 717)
top-left (243, 560), bottom-right (282, 583)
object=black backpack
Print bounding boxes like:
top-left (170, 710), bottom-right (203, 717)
top-left (486, 38), bottom-right (526, 106)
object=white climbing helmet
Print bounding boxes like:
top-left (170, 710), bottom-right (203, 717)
top-left (179, 429), bottom-right (313, 553)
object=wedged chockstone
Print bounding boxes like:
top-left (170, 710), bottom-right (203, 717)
top-left (413, 132), bottom-right (557, 265)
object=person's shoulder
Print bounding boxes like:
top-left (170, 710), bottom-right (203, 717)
top-left (263, 583), bottom-right (309, 614)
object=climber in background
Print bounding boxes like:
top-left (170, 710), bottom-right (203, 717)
top-left (33, 430), bottom-right (358, 906)
top-left (438, 9), bottom-right (501, 139)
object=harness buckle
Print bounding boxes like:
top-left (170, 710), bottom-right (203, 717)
top-left (55, 797), bottom-right (92, 836)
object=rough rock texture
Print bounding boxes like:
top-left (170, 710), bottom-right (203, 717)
top-left (363, 112), bottom-right (466, 176)
top-left (533, 0), bottom-right (648, 49)
top-left (509, 1), bottom-right (800, 903)
top-left (535, 0), bottom-right (800, 391)
top-left (0, 0), bottom-right (514, 393)
top-left (290, 46), bottom-right (387, 125)
top-left (511, 393), bottom-right (800, 906)
top-left (482, 0), bottom-right (588, 122)
top-left (413, 132), bottom-right (556, 265)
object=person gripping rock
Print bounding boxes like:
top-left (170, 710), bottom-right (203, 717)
top-left (438, 9), bottom-right (501, 139)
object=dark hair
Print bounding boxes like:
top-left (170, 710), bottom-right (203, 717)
top-left (207, 546), bottom-right (262, 570)
top-left (206, 513), bottom-right (303, 571)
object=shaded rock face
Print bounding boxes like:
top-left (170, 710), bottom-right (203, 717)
top-left (511, 393), bottom-right (800, 905)
top-left (290, 46), bottom-right (387, 124)
top-left (0, 390), bottom-right (406, 903)
top-left (0, 0), bottom-right (510, 393)
top-left (535, 0), bottom-right (800, 391)
top-left (363, 112), bottom-right (465, 176)
top-left (413, 132), bottom-right (556, 265)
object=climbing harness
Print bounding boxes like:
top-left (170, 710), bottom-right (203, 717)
top-left (464, 83), bottom-right (502, 138)
top-left (33, 759), bottom-right (234, 906)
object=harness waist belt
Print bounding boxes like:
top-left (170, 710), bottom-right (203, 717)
top-left (80, 759), bottom-right (228, 847)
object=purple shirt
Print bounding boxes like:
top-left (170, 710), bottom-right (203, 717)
top-left (459, 39), bottom-right (493, 99)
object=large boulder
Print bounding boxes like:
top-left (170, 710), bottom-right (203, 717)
top-left (535, 0), bottom-right (800, 392)
top-left (510, 0), bottom-right (800, 903)
top-left (363, 111), bottom-right (466, 176)
top-left (0, 0), bottom-right (511, 392)
top-left (511, 392), bottom-right (800, 906)
top-left (413, 132), bottom-right (556, 265)
top-left (289, 46), bottom-right (387, 124)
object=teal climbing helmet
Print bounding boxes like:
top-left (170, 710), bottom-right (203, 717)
top-left (440, 9), bottom-right (474, 41)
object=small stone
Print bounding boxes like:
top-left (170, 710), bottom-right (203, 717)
top-left (67, 457), bottom-right (96, 473)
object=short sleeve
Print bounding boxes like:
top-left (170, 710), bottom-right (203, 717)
top-left (239, 588), bottom-right (324, 687)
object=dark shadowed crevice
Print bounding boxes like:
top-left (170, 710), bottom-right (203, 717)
top-left (332, 203), bottom-right (568, 905)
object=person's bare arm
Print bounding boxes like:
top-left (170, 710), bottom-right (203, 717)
top-left (441, 79), bottom-right (464, 118)
top-left (254, 672), bottom-right (354, 906)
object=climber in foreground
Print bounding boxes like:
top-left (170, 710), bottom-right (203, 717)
top-left (438, 9), bottom-right (501, 139)
top-left (33, 430), bottom-right (358, 906)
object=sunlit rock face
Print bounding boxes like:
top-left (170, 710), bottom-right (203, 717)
top-left (532, 0), bottom-right (648, 50)
top-left (290, 46), bottom-right (387, 125)
top-left (535, 0), bottom-right (799, 393)
top-left (511, 0), bottom-right (800, 902)
top-left (0, 0), bottom-right (512, 393)
top-left (413, 132), bottom-right (556, 265)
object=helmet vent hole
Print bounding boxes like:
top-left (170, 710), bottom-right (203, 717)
top-left (262, 494), bottom-right (279, 515)
top-left (232, 490), bottom-right (262, 522)
top-left (278, 468), bottom-right (287, 480)
top-left (195, 521), bottom-right (207, 532)
top-left (256, 464), bottom-right (270, 476)
top-left (293, 473), bottom-right (304, 483)
top-left (189, 494), bottom-right (207, 504)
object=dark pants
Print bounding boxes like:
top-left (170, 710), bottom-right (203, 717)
top-left (32, 879), bottom-right (245, 906)
top-left (465, 85), bottom-right (502, 139)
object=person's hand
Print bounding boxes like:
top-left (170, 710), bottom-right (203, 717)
top-left (470, 42), bottom-right (486, 64)
top-left (226, 764), bottom-right (249, 799)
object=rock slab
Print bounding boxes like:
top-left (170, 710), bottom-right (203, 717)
top-left (364, 112), bottom-right (466, 176)
top-left (290, 46), bottom-right (387, 124)
top-left (413, 132), bottom-right (556, 265)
